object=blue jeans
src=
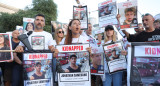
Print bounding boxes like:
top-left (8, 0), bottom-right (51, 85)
top-left (12, 64), bottom-right (23, 86)
top-left (103, 72), bottom-right (123, 86)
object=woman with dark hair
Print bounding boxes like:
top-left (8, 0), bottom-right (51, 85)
top-left (54, 28), bottom-right (64, 45)
top-left (60, 19), bottom-right (88, 44)
top-left (25, 22), bottom-right (34, 31)
top-left (0, 34), bottom-right (11, 60)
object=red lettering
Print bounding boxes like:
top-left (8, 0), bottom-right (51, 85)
top-left (157, 48), bottom-right (160, 55)
top-left (152, 48), bottom-right (156, 55)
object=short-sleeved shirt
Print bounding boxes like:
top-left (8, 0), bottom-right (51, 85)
top-left (130, 29), bottom-right (160, 42)
top-left (19, 31), bottom-right (56, 50)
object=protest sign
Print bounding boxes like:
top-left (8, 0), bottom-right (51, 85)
top-left (98, 0), bottom-right (118, 28)
top-left (103, 41), bottom-right (127, 73)
top-left (73, 6), bottom-right (88, 30)
top-left (56, 44), bottom-right (91, 86)
top-left (0, 33), bottom-right (13, 62)
top-left (23, 52), bottom-right (54, 86)
top-left (118, 0), bottom-right (138, 29)
top-left (129, 42), bottom-right (160, 86)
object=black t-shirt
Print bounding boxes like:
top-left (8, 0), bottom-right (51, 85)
top-left (67, 66), bottom-right (81, 72)
top-left (129, 29), bottom-right (160, 42)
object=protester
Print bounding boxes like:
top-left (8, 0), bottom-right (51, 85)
top-left (11, 30), bottom-right (23, 86)
top-left (54, 28), bottom-right (64, 45)
top-left (122, 13), bottom-right (160, 42)
top-left (25, 22), bottom-right (34, 31)
top-left (154, 19), bottom-right (160, 29)
top-left (65, 54), bottom-right (81, 72)
top-left (103, 25), bottom-right (123, 86)
top-left (81, 23), bottom-right (98, 47)
top-left (15, 14), bottom-right (58, 55)
top-left (30, 62), bottom-right (45, 80)
top-left (60, 19), bottom-right (89, 44)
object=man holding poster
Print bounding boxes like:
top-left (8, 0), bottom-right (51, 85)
top-left (15, 14), bottom-right (57, 53)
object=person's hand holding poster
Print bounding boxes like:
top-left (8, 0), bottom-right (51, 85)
top-left (118, 0), bottom-right (138, 29)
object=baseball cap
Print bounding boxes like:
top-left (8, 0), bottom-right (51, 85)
top-left (105, 25), bottom-right (114, 31)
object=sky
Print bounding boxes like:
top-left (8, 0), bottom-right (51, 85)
top-left (0, 0), bottom-right (160, 23)
top-left (1, 0), bottom-right (160, 24)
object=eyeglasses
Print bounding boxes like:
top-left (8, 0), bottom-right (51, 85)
top-left (58, 31), bottom-right (64, 34)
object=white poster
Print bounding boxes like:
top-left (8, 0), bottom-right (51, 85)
top-left (56, 44), bottom-right (91, 86)
top-left (98, 0), bottom-right (118, 28)
top-left (118, 0), bottom-right (138, 29)
top-left (23, 53), bottom-right (54, 86)
top-left (73, 6), bottom-right (88, 30)
top-left (103, 41), bottom-right (127, 73)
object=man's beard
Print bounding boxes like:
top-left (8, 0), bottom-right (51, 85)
top-left (35, 25), bottom-right (43, 30)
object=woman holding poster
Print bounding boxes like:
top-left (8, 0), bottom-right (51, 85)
top-left (103, 25), bottom-right (123, 86)
top-left (60, 19), bottom-right (89, 44)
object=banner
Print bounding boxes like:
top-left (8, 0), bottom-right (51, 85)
top-left (23, 18), bottom-right (34, 32)
top-left (118, 0), bottom-right (138, 29)
top-left (129, 42), bottom-right (160, 86)
top-left (56, 44), bottom-right (91, 86)
top-left (73, 6), bottom-right (88, 30)
top-left (0, 33), bottom-right (13, 62)
top-left (23, 53), bottom-right (54, 86)
top-left (98, 0), bottom-right (118, 28)
top-left (90, 47), bottom-right (104, 75)
top-left (103, 41), bottom-right (127, 73)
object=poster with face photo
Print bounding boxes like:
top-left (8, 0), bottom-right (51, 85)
top-left (23, 53), bottom-right (54, 86)
top-left (73, 6), bottom-right (88, 30)
top-left (56, 44), bottom-right (91, 86)
top-left (0, 33), bottom-right (13, 62)
top-left (31, 36), bottom-right (45, 50)
top-left (103, 41), bottom-right (127, 73)
top-left (23, 18), bottom-right (34, 32)
top-left (128, 42), bottom-right (160, 86)
top-left (16, 26), bottom-right (24, 35)
top-left (98, 0), bottom-right (118, 28)
top-left (90, 47), bottom-right (104, 75)
top-left (118, 0), bottom-right (138, 29)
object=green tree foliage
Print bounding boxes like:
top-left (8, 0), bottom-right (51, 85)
top-left (0, 0), bottom-right (57, 33)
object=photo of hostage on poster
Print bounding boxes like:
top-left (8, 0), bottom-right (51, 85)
top-left (23, 18), bottom-right (35, 32)
top-left (56, 44), bottom-right (91, 86)
top-left (0, 33), bottom-right (13, 62)
top-left (103, 41), bottom-right (127, 73)
top-left (16, 26), bottom-right (24, 35)
top-left (98, 0), bottom-right (118, 28)
top-left (73, 6), bottom-right (88, 30)
top-left (128, 42), bottom-right (160, 86)
top-left (117, 0), bottom-right (138, 29)
top-left (23, 53), bottom-right (54, 86)
top-left (90, 47), bottom-right (104, 75)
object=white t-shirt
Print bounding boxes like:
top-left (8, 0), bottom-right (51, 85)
top-left (60, 35), bottom-right (89, 44)
top-left (19, 31), bottom-right (56, 50)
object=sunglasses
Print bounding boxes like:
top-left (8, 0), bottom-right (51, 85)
top-left (58, 31), bottom-right (64, 33)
